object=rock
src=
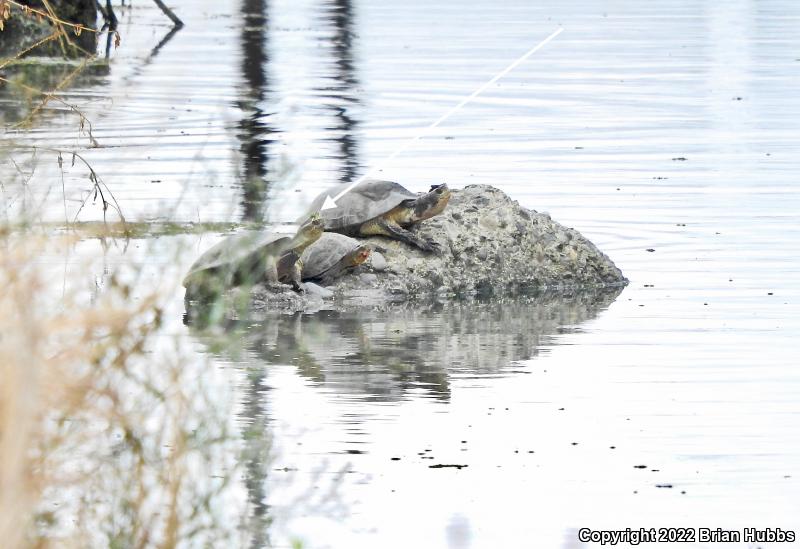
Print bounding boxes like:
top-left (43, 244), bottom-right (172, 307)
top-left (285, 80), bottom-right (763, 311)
top-left (244, 184), bottom-right (626, 312)
top-left (303, 282), bottom-right (333, 298)
top-left (370, 251), bottom-right (388, 271)
top-left (358, 273), bottom-right (378, 285)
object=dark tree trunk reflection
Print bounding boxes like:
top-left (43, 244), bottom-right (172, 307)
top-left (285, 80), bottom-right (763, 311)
top-left (318, 0), bottom-right (361, 184)
top-left (238, 0), bottom-right (273, 221)
top-left (240, 366), bottom-right (273, 549)
top-left (237, 5), bottom-right (273, 545)
top-left (233, 2), bottom-right (362, 541)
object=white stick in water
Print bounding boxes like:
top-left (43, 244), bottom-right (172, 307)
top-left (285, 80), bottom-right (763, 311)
top-left (320, 27), bottom-right (564, 210)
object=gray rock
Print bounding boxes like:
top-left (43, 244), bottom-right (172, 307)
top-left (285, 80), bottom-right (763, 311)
top-left (370, 251), bottom-right (388, 271)
top-left (358, 273), bottom-right (379, 285)
top-left (247, 184), bottom-right (626, 312)
top-left (303, 282), bottom-right (334, 298)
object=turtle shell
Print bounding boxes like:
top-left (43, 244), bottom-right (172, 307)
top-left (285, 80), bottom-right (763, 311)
top-left (306, 179), bottom-right (417, 230)
top-left (300, 233), bottom-right (363, 280)
top-left (183, 230), bottom-right (291, 287)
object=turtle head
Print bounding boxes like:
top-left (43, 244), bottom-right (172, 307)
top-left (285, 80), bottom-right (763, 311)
top-left (412, 183), bottom-right (451, 222)
top-left (350, 245), bottom-right (372, 267)
top-left (293, 214), bottom-right (325, 248)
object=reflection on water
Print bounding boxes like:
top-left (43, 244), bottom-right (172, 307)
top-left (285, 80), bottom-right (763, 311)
top-left (239, 351), bottom-right (273, 549)
top-left (317, 0), bottom-right (362, 184)
top-left (188, 288), bottom-right (621, 545)
top-left (236, 0), bottom-right (362, 220)
top-left (238, 0), bottom-right (273, 221)
top-left (190, 288), bottom-right (622, 401)
top-left (3, 0), bottom-right (800, 546)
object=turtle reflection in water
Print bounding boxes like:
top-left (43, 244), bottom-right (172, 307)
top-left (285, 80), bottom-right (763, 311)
top-left (188, 287), bottom-right (623, 400)
top-left (300, 233), bottom-right (372, 286)
top-left (306, 179), bottom-right (451, 253)
top-left (183, 216), bottom-right (324, 300)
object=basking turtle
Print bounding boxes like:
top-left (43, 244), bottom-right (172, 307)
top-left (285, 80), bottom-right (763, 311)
top-left (183, 216), bottom-right (324, 299)
top-left (300, 233), bottom-right (372, 285)
top-left (305, 179), bottom-right (450, 252)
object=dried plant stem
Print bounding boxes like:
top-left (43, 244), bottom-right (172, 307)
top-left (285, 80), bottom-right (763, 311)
top-left (6, 145), bottom-right (126, 224)
top-left (40, 0), bottom-right (70, 55)
top-left (0, 78), bottom-right (99, 150)
top-left (58, 153), bottom-right (69, 225)
top-left (6, 0), bottom-right (101, 34)
top-left (2, 55), bottom-right (97, 136)
top-left (0, 32), bottom-right (60, 70)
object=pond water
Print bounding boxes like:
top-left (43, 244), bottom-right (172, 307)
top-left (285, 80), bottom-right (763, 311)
top-left (2, 0), bottom-right (799, 547)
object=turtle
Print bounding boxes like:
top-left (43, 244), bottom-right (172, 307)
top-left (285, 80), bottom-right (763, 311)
top-left (183, 216), bottom-right (324, 299)
top-left (300, 233), bottom-right (372, 285)
top-left (305, 179), bottom-right (451, 252)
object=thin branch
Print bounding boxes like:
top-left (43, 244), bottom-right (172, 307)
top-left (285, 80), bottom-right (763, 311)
top-left (6, 0), bottom-right (101, 34)
top-left (57, 152), bottom-right (69, 226)
top-left (152, 0), bottom-right (183, 28)
top-left (17, 146), bottom-right (127, 225)
top-left (94, 0), bottom-right (107, 20)
top-left (0, 32), bottom-right (60, 71)
top-left (0, 75), bottom-right (99, 146)
top-left (40, 0), bottom-right (69, 55)
top-left (3, 55), bottom-right (97, 137)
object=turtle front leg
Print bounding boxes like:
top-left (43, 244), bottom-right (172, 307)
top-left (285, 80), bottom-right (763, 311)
top-left (277, 252), bottom-right (304, 292)
top-left (264, 261), bottom-right (280, 285)
top-left (368, 218), bottom-right (440, 253)
top-left (290, 259), bottom-right (304, 293)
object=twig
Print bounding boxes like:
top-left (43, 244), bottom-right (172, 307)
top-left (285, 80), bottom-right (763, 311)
top-left (0, 32), bottom-right (60, 71)
top-left (94, 0), bottom-right (107, 20)
top-left (8, 153), bottom-right (37, 212)
top-left (9, 154), bottom-right (37, 188)
top-left (40, 0), bottom-right (69, 55)
top-left (1, 75), bottom-right (100, 146)
top-left (57, 152), bottom-right (69, 226)
top-left (8, 154), bottom-right (37, 214)
top-left (4, 55), bottom-right (97, 136)
top-left (97, 0), bottom-right (117, 29)
top-left (6, 0), bottom-right (101, 34)
top-left (18, 147), bottom-right (127, 225)
top-left (152, 0), bottom-right (184, 28)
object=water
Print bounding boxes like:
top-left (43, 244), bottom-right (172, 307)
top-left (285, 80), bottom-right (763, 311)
top-left (2, 0), bottom-right (799, 547)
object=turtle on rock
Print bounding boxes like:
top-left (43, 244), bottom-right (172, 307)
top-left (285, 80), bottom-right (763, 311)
top-left (183, 216), bottom-right (324, 300)
top-left (300, 233), bottom-right (372, 286)
top-left (305, 179), bottom-right (451, 252)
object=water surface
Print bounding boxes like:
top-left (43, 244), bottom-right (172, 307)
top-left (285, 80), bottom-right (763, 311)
top-left (2, 0), bottom-right (799, 547)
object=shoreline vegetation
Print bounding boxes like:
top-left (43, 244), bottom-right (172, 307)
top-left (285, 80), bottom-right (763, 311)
top-left (1, 4), bottom-right (247, 547)
top-left (0, 233), bottom-right (241, 547)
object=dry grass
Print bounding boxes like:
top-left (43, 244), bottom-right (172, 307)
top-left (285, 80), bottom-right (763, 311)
top-left (0, 231), bottom-right (242, 548)
top-left (1, 6), bottom-right (255, 546)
